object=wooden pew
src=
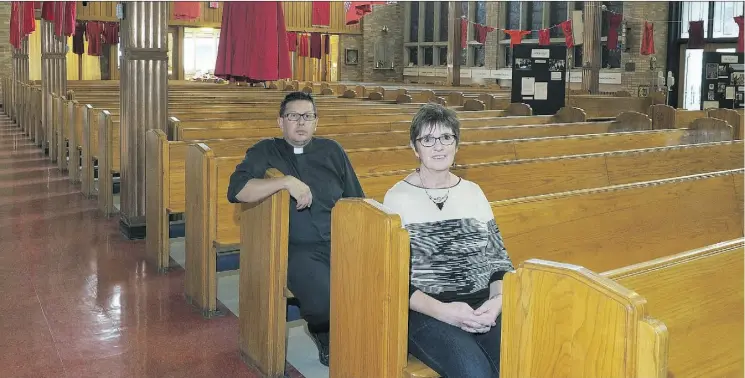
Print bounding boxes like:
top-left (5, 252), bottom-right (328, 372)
top-left (170, 106), bottom-right (586, 138)
top-left (79, 104), bottom-right (536, 198)
top-left (502, 238), bottom-right (744, 378)
top-left (328, 168), bottom-right (743, 377)
top-left (152, 124), bottom-right (704, 274)
top-left (173, 111), bottom-right (646, 143)
top-left (183, 125), bottom-right (731, 315)
top-left (358, 141), bottom-right (743, 202)
top-left (567, 93), bottom-right (666, 119)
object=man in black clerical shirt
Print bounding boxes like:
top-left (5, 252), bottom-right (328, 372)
top-left (227, 91), bottom-right (365, 366)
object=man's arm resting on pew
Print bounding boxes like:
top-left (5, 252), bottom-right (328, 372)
top-left (233, 177), bottom-right (313, 209)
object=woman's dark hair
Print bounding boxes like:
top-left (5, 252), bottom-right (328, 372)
top-left (409, 103), bottom-right (461, 149)
top-left (279, 91), bottom-right (317, 117)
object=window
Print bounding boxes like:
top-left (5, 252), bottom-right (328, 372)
top-left (404, 1), bottom-right (486, 67)
top-left (183, 27), bottom-right (220, 79)
top-left (503, 2), bottom-right (597, 68)
top-left (681, 1), bottom-right (744, 39)
top-left (713, 1), bottom-right (744, 38)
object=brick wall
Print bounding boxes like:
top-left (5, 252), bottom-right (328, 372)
top-left (618, 1), bottom-right (669, 96)
top-left (339, 3), bottom-right (405, 83)
top-left (339, 34), bottom-right (364, 81)
top-left (0, 2), bottom-right (12, 79)
top-left (361, 4), bottom-right (404, 82)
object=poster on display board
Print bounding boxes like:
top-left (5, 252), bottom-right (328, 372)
top-left (510, 44), bottom-right (567, 115)
top-left (701, 52), bottom-right (744, 110)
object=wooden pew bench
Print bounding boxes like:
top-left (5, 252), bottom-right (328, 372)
top-left (328, 168), bottom-right (743, 377)
top-left (150, 123), bottom-right (705, 273)
top-left (648, 104), bottom-right (743, 139)
top-left (502, 238), bottom-right (744, 378)
top-left (173, 111), bottom-right (646, 143)
top-left (181, 125), bottom-right (729, 316)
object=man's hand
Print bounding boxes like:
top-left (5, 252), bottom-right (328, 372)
top-left (436, 302), bottom-right (493, 334)
top-left (473, 295), bottom-right (502, 327)
top-left (283, 176), bottom-right (313, 209)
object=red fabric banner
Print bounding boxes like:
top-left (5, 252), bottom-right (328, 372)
top-left (538, 29), bottom-right (550, 46)
top-left (474, 24), bottom-right (494, 44)
top-left (504, 30), bottom-right (531, 47)
top-left (214, 1), bottom-right (292, 81)
top-left (606, 13), bottom-right (623, 49)
top-left (735, 16), bottom-right (744, 53)
top-left (345, 1), bottom-right (390, 25)
top-left (85, 21), bottom-right (103, 56)
top-left (10, 2), bottom-right (19, 49)
top-left (640, 21), bottom-right (655, 55)
top-left (287, 32), bottom-right (297, 52)
top-left (312, 1), bottom-right (331, 27)
top-left (41, 2), bottom-right (54, 21)
top-left (460, 18), bottom-right (468, 48)
top-left (561, 20), bottom-right (574, 48)
top-left (173, 2), bottom-right (201, 21)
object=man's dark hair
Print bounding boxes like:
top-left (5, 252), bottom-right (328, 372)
top-left (279, 91), bottom-right (317, 117)
top-left (409, 103), bottom-right (461, 149)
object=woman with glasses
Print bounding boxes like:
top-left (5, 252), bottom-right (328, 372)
top-left (382, 103), bottom-right (514, 378)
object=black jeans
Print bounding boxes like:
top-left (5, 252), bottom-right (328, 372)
top-left (287, 241), bottom-right (331, 334)
top-left (408, 310), bottom-right (501, 378)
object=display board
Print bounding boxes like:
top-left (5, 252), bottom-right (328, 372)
top-left (510, 44), bottom-right (567, 115)
top-left (701, 52), bottom-right (744, 110)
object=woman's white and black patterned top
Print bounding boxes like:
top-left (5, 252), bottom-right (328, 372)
top-left (383, 178), bottom-right (515, 308)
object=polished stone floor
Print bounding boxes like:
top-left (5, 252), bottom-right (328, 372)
top-left (0, 113), bottom-right (306, 377)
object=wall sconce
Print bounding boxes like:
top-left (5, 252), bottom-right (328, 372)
top-left (381, 25), bottom-right (389, 33)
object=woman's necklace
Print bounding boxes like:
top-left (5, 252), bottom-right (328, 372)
top-left (417, 169), bottom-right (449, 210)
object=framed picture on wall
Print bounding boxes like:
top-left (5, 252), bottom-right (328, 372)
top-left (345, 48), bottom-right (359, 65)
top-left (638, 85), bottom-right (650, 97)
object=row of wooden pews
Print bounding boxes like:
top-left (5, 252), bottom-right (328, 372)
top-left (206, 100), bottom-right (739, 376)
top-left (176, 105), bottom-right (737, 376)
top-left (3, 76), bottom-right (742, 378)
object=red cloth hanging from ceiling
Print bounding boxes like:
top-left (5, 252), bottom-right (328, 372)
top-left (474, 24), bottom-right (494, 44)
top-left (561, 20), bottom-right (574, 48)
top-left (312, 1), bottom-right (331, 27)
top-left (310, 33), bottom-right (322, 59)
top-left (41, 2), bottom-right (54, 21)
top-left (640, 21), bottom-right (655, 55)
top-left (72, 21), bottom-right (85, 55)
top-left (687, 21), bottom-right (705, 49)
top-left (504, 30), bottom-right (531, 47)
top-left (9, 2), bottom-right (20, 49)
top-left (85, 21), bottom-right (103, 56)
top-left (22, 2), bottom-right (36, 37)
top-left (460, 18), bottom-right (468, 48)
top-left (53, 1), bottom-right (75, 37)
top-left (538, 29), bottom-right (550, 46)
top-left (214, 1), bottom-right (292, 81)
top-left (735, 16), bottom-right (744, 53)
top-left (287, 32), bottom-right (297, 52)
top-left (173, 2), bottom-right (201, 21)
top-left (102, 22), bottom-right (119, 44)
top-left (345, 1), bottom-right (391, 25)
top-left (606, 13), bottom-right (623, 50)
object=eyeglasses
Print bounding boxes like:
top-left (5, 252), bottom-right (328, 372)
top-left (417, 134), bottom-right (457, 147)
top-left (283, 112), bottom-right (317, 121)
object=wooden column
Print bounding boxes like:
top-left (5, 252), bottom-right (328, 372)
top-left (447, 2), bottom-right (462, 86)
top-left (12, 38), bottom-right (29, 130)
top-left (582, 1), bottom-right (602, 94)
top-left (41, 20), bottom-right (67, 153)
top-left (119, 1), bottom-right (169, 239)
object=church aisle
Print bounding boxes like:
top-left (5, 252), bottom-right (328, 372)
top-left (0, 114), bottom-right (305, 378)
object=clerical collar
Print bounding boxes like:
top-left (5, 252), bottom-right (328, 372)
top-left (293, 147), bottom-right (304, 155)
